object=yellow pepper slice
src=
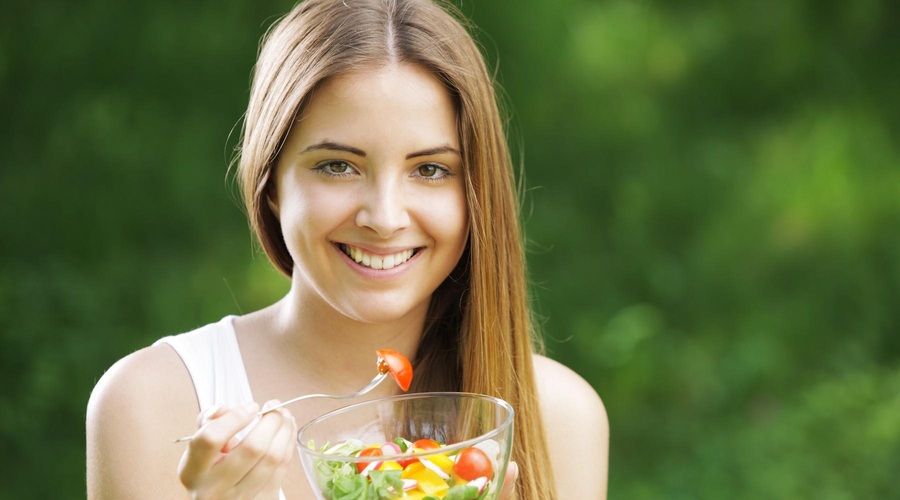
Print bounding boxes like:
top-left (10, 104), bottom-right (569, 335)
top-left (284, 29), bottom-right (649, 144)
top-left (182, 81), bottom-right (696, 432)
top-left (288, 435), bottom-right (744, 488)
top-left (408, 467), bottom-right (450, 496)
top-left (380, 460), bottom-right (403, 471)
top-left (423, 454), bottom-right (455, 475)
top-left (401, 462), bottom-right (425, 479)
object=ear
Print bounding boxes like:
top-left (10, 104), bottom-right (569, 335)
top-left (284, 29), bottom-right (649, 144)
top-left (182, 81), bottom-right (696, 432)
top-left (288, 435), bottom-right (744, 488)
top-left (266, 190), bottom-right (280, 219)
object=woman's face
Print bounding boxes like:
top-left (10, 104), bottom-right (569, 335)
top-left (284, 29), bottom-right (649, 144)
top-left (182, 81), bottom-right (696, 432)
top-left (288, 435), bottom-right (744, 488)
top-left (272, 63), bottom-right (469, 324)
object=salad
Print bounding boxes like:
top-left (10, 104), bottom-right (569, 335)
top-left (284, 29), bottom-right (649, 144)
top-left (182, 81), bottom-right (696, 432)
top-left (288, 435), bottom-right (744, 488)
top-left (307, 436), bottom-right (501, 500)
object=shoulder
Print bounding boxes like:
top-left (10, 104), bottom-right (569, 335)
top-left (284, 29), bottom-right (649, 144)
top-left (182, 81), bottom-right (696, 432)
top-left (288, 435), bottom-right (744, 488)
top-left (87, 341), bottom-right (198, 420)
top-left (532, 354), bottom-right (608, 428)
top-left (87, 343), bottom-right (199, 498)
top-left (87, 342), bottom-right (198, 422)
top-left (533, 354), bottom-right (609, 499)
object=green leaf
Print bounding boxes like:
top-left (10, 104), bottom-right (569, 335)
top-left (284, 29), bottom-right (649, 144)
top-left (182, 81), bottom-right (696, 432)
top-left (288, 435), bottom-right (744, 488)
top-left (329, 474), bottom-right (368, 500)
top-left (393, 437), bottom-right (409, 452)
top-left (368, 469), bottom-right (404, 499)
top-left (443, 484), bottom-right (480, 500)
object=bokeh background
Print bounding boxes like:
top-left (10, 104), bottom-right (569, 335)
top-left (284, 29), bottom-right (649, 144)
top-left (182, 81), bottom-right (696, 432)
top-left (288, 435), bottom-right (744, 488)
top-left (2, 0), bottom-right (899, 498)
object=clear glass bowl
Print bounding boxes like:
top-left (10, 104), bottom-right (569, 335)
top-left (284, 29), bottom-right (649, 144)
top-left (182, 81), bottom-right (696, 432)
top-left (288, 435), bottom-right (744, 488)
top-left (297, 392), bottom-right (514, 500)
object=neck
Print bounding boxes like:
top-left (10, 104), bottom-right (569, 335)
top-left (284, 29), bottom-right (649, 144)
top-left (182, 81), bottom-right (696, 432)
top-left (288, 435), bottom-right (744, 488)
top-left (262, 282), bottom-right (427, 393)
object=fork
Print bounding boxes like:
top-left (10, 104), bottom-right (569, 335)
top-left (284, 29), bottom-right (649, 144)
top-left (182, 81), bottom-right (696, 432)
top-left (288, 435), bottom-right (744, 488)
top-left (173, 371), bottom-right (388, 443)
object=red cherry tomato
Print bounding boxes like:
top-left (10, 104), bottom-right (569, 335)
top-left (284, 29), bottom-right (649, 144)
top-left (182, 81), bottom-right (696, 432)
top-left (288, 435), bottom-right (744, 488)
top-left (453, 447), bottom-right (494, 481)
top-left (356, 447), bottom-right (383, 473)
top-left (376, 349), bottom-right (413, 391)
top-left (412, 438), bottom-right (441, 450)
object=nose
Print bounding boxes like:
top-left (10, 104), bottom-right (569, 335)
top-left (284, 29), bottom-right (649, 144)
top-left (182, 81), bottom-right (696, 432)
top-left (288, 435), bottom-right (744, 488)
top-left (355, 178), bottom-right (410, 238)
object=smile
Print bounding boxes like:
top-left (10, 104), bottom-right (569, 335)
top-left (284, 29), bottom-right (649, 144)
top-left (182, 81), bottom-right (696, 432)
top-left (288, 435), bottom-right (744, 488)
top-left (339, 244), bottom-right (418, 270)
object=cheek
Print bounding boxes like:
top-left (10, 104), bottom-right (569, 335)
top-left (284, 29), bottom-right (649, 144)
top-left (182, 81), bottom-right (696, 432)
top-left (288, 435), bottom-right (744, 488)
top-left (280, 184), bottom-right (351, 231)
top-left (426, 189), bottom-right (469, 249)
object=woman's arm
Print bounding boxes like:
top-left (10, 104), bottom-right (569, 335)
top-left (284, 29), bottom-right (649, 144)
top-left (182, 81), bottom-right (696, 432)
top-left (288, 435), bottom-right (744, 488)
top-left (87, 344), bottom-right (202, 498)
top-left (87, 344), bottom-right (296, 499)
top-left (534, 354), bottom-right (609, 499)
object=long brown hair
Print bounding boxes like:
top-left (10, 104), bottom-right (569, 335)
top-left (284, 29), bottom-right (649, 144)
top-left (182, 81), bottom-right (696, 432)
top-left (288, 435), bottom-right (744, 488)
top-left (236, 0), bottom-right (555, 497)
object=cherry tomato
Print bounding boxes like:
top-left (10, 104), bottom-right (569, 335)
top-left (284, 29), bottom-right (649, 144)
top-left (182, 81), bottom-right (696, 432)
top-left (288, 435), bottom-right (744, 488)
top-left (412, 438), bottom-right (441, 450)
top-left (376, 349), bottom-right (413, 391)
top-left (453, 447), bottom-right (494, 481)
top-left (356, 447), bottom-right (383, 473)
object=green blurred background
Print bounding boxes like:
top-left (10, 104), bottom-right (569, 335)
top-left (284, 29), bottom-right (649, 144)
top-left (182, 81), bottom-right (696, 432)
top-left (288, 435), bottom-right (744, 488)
top-left (2, 0), bottom-right (899, 498)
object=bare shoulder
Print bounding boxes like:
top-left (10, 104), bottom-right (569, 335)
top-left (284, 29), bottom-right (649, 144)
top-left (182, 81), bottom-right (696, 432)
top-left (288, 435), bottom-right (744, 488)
top-left (87, 343), bottom-right (199, 499)
top-left (533, 354), bottom-right (608, 430)
top-left (533, 354), bottom-right (609, 499)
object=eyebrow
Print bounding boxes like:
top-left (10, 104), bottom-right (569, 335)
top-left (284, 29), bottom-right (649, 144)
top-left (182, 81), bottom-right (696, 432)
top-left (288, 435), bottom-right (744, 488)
top-left (406, 145), bottom-right (461, 159)
top-left (301, 141), bottom-right (366, 157)
top-left (300, 141), bottom-right (461, 159)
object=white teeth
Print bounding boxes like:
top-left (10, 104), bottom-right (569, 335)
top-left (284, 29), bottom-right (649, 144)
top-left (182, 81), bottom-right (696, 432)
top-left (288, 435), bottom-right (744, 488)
top-left (342, 245), bottom-right (415, 270)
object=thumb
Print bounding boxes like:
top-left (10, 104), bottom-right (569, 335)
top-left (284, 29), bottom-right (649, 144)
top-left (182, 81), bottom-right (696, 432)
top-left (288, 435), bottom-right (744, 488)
top-left (499, 461), bottom-right (518, 500)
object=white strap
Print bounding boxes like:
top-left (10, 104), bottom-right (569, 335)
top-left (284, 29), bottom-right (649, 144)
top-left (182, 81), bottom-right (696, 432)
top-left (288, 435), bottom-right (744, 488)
top-left (156, 317), bottom-right (286, 499)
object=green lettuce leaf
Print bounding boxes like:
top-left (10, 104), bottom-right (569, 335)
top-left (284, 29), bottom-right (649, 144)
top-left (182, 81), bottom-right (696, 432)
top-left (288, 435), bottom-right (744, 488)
top-left (367, 469), bottom-right (404, 499)
top-left (328, 474), bottom-right (368, 500)
top-left (443, 484), bottom-right (480, 500)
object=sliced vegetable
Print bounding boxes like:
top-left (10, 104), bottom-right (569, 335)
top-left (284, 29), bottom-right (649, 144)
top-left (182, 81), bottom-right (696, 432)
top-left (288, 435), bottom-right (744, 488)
top-left (418, 456), bottom-right (450, 479)
top-left (356, 446), bottom-right (384, 473)
top-left (381, 442), bottom-right (402, 455)
top-left (412, 438), bottom-right (441, 451)
top-left (393, 437), bottom-right (410, 452)
top-left (467, 477), bottom-right (488, 494)
top-left (376, 349), bottom-right (413, 391)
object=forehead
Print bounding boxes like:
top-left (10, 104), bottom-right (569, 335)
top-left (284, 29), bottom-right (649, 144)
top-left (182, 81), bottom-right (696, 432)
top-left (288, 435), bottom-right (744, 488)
top-left (293, 63), bottom-right (460, 152)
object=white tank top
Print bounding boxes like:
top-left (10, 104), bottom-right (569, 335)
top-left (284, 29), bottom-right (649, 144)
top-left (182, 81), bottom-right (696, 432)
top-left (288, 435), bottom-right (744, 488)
top-left (155, 316), bottom-right (253, 411)
top-left (155, 316), bottom-right (288, 500)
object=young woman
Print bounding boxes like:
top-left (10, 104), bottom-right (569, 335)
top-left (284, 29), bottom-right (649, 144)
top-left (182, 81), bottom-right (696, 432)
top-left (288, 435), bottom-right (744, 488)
top-left (86, 0), bottom-right (608, 498)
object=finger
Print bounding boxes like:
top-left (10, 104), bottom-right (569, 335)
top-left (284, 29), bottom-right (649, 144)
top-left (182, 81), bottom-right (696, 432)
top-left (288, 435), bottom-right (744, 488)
top-left (274, 408), bottom-right (298, 469)
top-left (178, 402), bottom-right (259, 488)
top-left (283, 408), bottom-right (298, 461)
top-left (206, 402), bottom-right (287, 487)
top-left (197, 404), bottom-right (226, 427)
top-left (244, 408), bottom-right (297, 497)
top-left (220, 415), bottom-right (260, 455)
top-left (499, 461), bottom-right (518, 500)
top-left (219, 399), bottom-right (280, 454)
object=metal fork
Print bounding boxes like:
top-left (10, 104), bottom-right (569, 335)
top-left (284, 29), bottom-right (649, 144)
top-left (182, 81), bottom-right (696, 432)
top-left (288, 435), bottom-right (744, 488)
top-left (173, 372), bottom-right (388, 443)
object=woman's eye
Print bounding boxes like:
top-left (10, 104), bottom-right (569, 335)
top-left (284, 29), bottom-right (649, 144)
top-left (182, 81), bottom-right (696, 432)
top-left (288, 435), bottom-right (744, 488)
top-left (416, 163), bottom-right (450, 180)
top-left (316, 161), bottom-right (353, 176)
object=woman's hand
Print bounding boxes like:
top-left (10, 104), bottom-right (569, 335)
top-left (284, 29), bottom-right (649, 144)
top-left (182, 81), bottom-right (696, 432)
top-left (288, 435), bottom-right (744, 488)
top-left (498, 461), bottom-right (519, 500)
top-left (177, 400), bottom-right (297, 499)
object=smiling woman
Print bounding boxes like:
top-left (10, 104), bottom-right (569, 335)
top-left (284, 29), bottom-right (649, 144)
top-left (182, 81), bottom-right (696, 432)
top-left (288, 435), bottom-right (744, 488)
top-left (85, 0), bottom-right (607, 499)
top-left (271, 64), bottom-right (469, 325)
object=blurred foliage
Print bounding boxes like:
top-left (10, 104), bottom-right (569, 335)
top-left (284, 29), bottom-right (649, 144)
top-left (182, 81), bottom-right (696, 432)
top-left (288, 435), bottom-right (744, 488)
top-left (2, 0), bottom-right (898, 498)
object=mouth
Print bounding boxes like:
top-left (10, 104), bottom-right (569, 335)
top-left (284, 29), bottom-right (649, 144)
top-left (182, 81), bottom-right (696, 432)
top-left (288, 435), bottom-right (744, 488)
top-left (338, 244), bottom-right (420, 271)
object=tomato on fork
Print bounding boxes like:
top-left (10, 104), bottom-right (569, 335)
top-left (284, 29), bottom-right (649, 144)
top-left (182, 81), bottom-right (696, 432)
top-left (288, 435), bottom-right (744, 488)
top-left (376, 349), bottom-right (413, 391)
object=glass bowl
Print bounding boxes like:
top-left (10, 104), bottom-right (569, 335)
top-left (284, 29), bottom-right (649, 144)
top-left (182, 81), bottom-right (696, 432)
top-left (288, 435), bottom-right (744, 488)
top-left (297, 392), bottom-right (514, 500)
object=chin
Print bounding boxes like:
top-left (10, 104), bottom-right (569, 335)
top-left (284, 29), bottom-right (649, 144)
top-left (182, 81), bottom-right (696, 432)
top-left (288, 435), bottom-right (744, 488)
top-left (339, 298), bottom-right (429, 326)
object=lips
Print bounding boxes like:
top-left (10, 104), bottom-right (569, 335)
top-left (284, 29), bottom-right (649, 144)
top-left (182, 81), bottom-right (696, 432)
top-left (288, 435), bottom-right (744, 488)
top-left (340, 244), bottom-right (418, 270)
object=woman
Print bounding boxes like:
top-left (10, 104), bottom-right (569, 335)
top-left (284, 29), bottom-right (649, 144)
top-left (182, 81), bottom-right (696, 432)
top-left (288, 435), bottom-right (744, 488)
top-left (86, 0), bottom-right (608, 498)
